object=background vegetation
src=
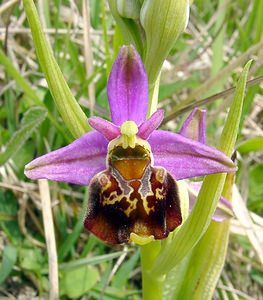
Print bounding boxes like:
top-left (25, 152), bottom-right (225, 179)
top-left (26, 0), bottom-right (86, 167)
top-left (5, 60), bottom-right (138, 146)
top-left (0, 0), bottom-right (262, 299)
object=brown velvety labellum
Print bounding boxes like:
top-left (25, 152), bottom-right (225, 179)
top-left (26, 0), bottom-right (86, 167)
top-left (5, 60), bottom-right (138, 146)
top-left (84, 145), bottom-right (182, 244)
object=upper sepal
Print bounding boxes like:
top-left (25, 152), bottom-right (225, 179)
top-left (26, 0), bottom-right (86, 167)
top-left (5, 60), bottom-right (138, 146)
top-left (107, 45), bottom-right (148, 126)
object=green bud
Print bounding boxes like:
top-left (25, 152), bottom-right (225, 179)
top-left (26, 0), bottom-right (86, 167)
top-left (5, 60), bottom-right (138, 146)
top-left (140, 0), bottom-right (190, 84)
top-left (117, 0), bottom-right (141, 19)
top-left (108, 0), bottom-right (144, 55)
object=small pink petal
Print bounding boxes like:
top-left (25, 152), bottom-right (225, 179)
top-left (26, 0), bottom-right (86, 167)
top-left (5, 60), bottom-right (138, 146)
top-left (180, 108), bottom-right (206, 144)
top-left (107, 45), bottom-right (148, 125)
top-left (88, 117), bottom-right (120, 140)
top-left (138, 109), bottom-right (164, 139)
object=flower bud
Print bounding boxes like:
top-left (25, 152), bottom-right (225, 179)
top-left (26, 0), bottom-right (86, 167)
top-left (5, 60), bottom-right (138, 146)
top-left (117, 0), bottom-right (141, 19)
top-left (108, 0), bottom-right (144, 54)
top-left (140, 0), bottom-right (190, 84)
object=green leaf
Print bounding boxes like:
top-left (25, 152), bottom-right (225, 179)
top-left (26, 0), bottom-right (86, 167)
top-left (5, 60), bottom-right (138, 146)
top-left (112, 250), bottom-right (140, 288)
top-left (152, 60), bottom-right (252, 276)
top-left (0, 46), bottom-right (69, 142)
top-left (108, 0), bottom-right (144, 56)
top-left (90, 284), bottom-right (132, 299)
top-left (19, 247), bottom-right (46, 272)
top-left (60, 265), bottom-right (99, 298)
top-left (248, 163), bottom-right (263, 210)
top-left (0, 212), bottom-right (16, 222)
top-left (237, 137), bottom-right (263, 154)
top-left (165, 171), bottom-right (235, 300)
top-left (58, 190), bottom-right (89, 261)
top-left (0, 191), bottom-right (22, 242)
top-left (165, 221), bottom-right (230, 300)
top-left (59, 251), bottom-right (128, 271)
top-left (23, 0), bottom-right (90, 139)
top-left (90, 0), bottom-right (102, 29)
top-left (158, 79), bottom-right (195, 101)
top-left (0, 106), bottom-right (47, 165)
top-left (0, 47), bottom-right (39, 104)
top-left (249, 164), bottom-right (263, 195)
top-left (0, 245), bottom-right (17, 284)
top-left (251, 269), bottom-right (263, 288)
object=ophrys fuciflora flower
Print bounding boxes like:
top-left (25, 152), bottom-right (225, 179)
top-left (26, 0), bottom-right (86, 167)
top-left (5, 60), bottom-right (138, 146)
top-left (25, 45), bottom-right (236, 245)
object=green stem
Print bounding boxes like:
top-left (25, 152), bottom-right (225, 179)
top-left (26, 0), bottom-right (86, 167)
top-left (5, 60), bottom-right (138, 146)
top-left (101, 0), bottom-right (111, 77)
top-left (147, 74), bottom-right (160, 117)
top-left (140, 241), bottom-right (164, 300)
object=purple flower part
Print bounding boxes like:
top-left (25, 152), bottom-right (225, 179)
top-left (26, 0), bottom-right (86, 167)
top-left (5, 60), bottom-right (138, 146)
top-left (188, 182), bottom-right (233, 222)
top-left (138, 109), bottom-right (164, 139)
top-left (24, 131), bottom-right (107, 185)
top-left (88, 117), bottom-right (120, 141)
top-left (148, 130), bottom-right (236, 180)
top-left (180, 108), bottom-right (206, 144)
top-left (107, 45), bottom-right (148, 126)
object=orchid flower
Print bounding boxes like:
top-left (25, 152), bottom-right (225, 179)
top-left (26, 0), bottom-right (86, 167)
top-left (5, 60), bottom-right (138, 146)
top-left (24, 45), bottom-right (236, 245)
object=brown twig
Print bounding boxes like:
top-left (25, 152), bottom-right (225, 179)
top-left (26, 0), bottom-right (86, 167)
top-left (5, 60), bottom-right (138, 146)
top-left (162, 75), bottom-right (263, 124)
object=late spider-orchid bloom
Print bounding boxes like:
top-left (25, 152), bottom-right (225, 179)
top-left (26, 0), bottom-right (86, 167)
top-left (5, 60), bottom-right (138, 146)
top-left (25, 45), bottom-right (236, 245)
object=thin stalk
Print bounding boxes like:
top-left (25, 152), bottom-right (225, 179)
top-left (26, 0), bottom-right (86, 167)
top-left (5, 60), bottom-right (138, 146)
top-left (147, 74), bottom-right (160, 118)
top-left (83, 0), bottom-right (95, 116)
top-left (39, 179), bottom-right (59, 300)
top-left (141, 242), bottom-right (164, 300)
top-left (162, 75), bottom-right (263, 123)
top-left (101, 0), bottom-right (111, 77)
top-left (165, 40), bottom-right (263, 122)
top-left (23, 0), bottom-right (90, 139)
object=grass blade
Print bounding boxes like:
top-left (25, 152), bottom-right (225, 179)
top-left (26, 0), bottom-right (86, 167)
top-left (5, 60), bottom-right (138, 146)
top-left (152, 60), bottom-right (252, 276)
top-left (0, 106), bottom-right (47, 165)
top-left (23, 0), bottom-right (90, 139)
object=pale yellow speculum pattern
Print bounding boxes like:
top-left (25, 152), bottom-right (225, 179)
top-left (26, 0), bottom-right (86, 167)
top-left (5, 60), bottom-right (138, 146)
top-left (101, 169), bottom-right (166, 216)
top-left (156, 167), bottom-right (166, 184)
top-left (102, 191), bottom-right (121, 205)
top-left (101, 182), bottom-right (155, 217)
top-left (98, 173), bottom-right (111, 191)
top-left (102, 191), bottom-right (138, 218)
top-left (101, 180), bottom-right (138, 217)
top-left (123, 197), bottom-right (138, 216)
top-left (141, 192), bottom-right (154, 214)
top-left (154, 168), bottom-right (166, 200)
top-left (155, 188), bottom-right (165, 200)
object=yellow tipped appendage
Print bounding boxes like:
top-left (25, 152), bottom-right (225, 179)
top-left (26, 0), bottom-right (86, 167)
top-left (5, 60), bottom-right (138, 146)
top-left (120, 121), bottom-right (138, 148)
top-left (129, 233), bottom-right (155, 245)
